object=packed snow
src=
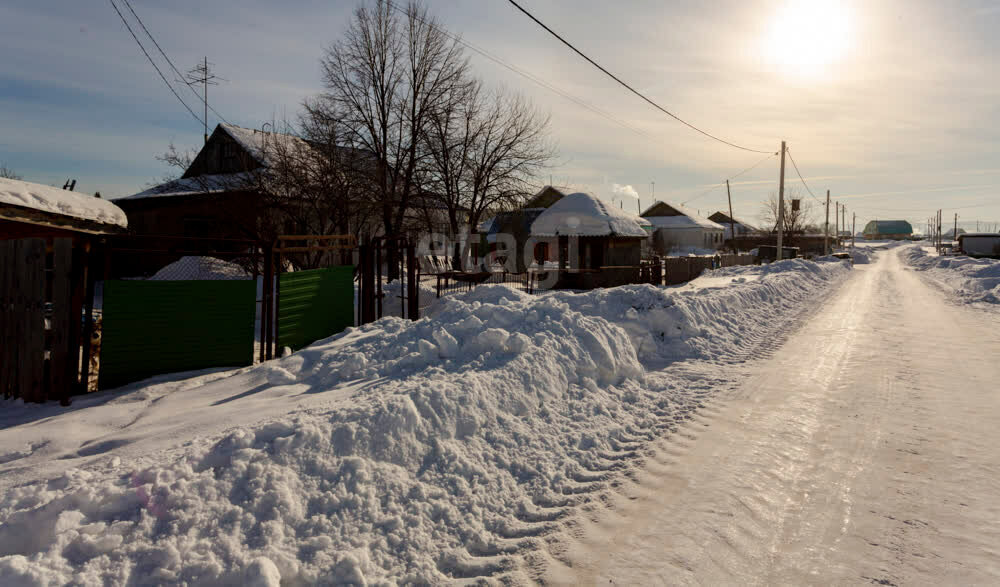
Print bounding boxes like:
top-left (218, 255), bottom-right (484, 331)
top-left (150, 256), bottom-right (253, 281)
top-left (0, 258), bottom-right (850, 584)
top-left (530, 192), bottom-right (651, 237)
top-left (902, 245), bottom-right (1000, 304)
top-left (0, 177), bottom-right (127, 228)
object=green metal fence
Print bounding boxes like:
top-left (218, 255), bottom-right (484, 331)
top-left (277, 266), bottom-right (355, 352)
top-left (99, 280), bottom-right (257, 390)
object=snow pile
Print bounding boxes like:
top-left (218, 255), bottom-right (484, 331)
top-left (531, 192), bottom-right (651, 237)
top-left (902, 246), bottom-right (1000, 304)
top-left (0, 177), bottom-right (127, 228)
top-left (849, 248), bottom-right (872, 264)
top-left (0, 260), bottom-right (849, 584)
top-left (150, 256), bottom-right (252, 281)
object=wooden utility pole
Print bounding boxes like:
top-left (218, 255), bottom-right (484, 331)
top-left (835, 202), bottom-right (839, 249)
top-left (777, 141), bottom-right (786, 260)
top-left (842, 205), bottom-right (847, 242)
top-left (954, 213), bottom-right (958, 243)
top-left (852, 213), bottom-right (856, 248)
top-left (726, 179), bottom-right (737, 253)
top-left (824, 190), bottom-right (831, 255)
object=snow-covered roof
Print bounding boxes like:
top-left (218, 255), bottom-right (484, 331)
top-left (530, 192), bottom-right (651, 237)
top-left (220, 123), bottom-right (312, 168)
top-left (120, 173), bottom-right (254, 201)
top-left (0, 177), bottom-right (127, 228)
top-left (642, 201), bottom-right (724, 231)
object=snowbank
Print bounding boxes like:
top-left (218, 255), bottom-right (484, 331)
top-left (0, 177), bottom-right (127, 228)
top-left (150, 256), bottom-right (252, 281)
top-left (902, 246), bottom-right (1000, 304)
top-left (0, 259), bottom-right (850, 584)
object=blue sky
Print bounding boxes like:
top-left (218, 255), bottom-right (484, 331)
top-left (2, 0), bottom-right (998, 231)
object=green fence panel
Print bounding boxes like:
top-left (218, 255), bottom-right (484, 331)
top-left (99, 280), bottom-right (257, 390)
top-left (278, 266), bottom-right (355, 352)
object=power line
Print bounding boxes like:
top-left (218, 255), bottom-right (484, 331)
top-left (505, 0), bottom-right (773, 154)
top-left (119, 0), bottom-right (231, 126)
top-left (108, 0), bottom-right (203, 126)
top-left (384, 0), bottom-right (655, 143)
top-left (682, 151), bottom-right (778, 205)
top-left (784, 147), bottom-right (824, 204)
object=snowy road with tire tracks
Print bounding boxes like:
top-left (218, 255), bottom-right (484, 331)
top-left (539, 246), bottom-right (1000, 585)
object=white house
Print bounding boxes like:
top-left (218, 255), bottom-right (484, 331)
top-left (641, 200), bottom-right (725, 254)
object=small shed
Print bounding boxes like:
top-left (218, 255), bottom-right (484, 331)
top-left (530, 192), bottom-right (651, 288)
top-left (1, 177), bottom-right (127, 403)
top-left (957, 233), bottom-right (1000, 258)
top-left (642, 201), bottom-right (725, 254)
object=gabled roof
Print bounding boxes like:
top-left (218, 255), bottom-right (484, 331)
top-left (531, 192), bottom-right (651, 237)
top-left (0, 177), bottom-right (127, 229)
top-left (863, 220), bottom-right (913, 235)
top-left (217, 123), bottom-right (312, 169)
top-left (708, 211), bottom-right (757, 230)
top-left (641, 200), bottom-right (724, 230)
top-left (522, 185), bottom-right (568, 209)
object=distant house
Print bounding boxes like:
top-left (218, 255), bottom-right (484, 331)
top-left (641, 201), bottom-right (725, 254)
top-left (480, 185), bottom-right (568, 272)
top-left (708, 211), bottom-right (758, 240)
top-left (862, 220), bottom-right (913, 240)
top-left (530, 191), bottom-right (651, 288)
top-left (944, 227), bottom-right (967, 239)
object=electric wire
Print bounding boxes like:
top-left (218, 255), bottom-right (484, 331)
top-left (506, 0), bottom-right (773, 154)
top-left (119, 0), bottom-right (231, 126)
top-left (682, 151), bottom-right (778, 206)
top-left (384, 0), bottom-right (654, 143)
top-left (108, 0), bottom-right (203, 126)
top-left (784, 147), bottom-right (824, 204)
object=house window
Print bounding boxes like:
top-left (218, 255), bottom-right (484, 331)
top-left (221, 141), bottom-right (239, 172)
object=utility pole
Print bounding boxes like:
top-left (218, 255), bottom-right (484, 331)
top-left (841, 205), bottom-right (847, 241)
top-left (726, 179), bottom-right (737, 253)
top-left (954, 213), bottom-right (958, 242)
top-left (852, 213), bottom-right (856, 248)
top-left (776, 141), bottom-right (786, 260)
top-left (184, 56), bottom-right (221, 144)
top-left (824, 189), bottom-right (831, 255)
top-left (835, 202), bottom-right (840, 249)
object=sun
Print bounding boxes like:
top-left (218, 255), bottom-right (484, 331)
top-left (762, 0), bottom-right (854, 78)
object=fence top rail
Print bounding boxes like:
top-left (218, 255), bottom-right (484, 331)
top-left (277, 234), bottom-right (356, 242)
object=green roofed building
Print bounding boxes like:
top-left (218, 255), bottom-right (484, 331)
top-left (863, 220), bottom-right (913, 240)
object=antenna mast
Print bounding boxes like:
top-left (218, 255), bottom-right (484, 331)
top-left (184, 57), bottom-right (221, 143)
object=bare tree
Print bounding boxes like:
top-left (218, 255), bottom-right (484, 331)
top-left (312, 0), bottom-right (470, 277)
top-left (760, 188), bottom-right (814, 240)
top-left (423, 81), bottom-right (552, 239)
top-left (0, 163), bottom-right (22, 180)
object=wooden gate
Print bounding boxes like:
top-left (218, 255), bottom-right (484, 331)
top-left (1, 238), bottom-right (88, 404)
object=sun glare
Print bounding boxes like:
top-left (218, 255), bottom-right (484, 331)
top-left (763, 0), bottom-right (854, 78)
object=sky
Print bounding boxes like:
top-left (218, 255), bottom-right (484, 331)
top-left (2, 0), bottom-right (999, 232)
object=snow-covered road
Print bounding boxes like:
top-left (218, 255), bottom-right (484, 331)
top-left (547, 247), bottom-right (1000, 585)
